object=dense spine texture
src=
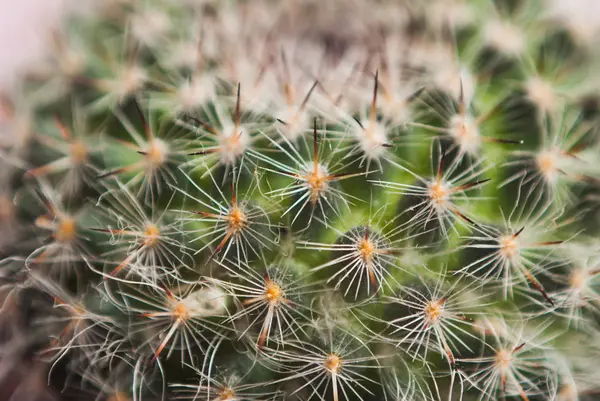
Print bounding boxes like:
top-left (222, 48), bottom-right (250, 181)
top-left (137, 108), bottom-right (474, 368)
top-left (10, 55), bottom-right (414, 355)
top-left (3, 0), bottom-right (600, 400)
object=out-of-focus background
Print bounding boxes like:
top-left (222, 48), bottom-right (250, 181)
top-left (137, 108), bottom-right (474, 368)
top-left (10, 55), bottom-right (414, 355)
top-left (1, 0), bottom-right (600, 92)
top-left (0, 0), bottom-right (92, 91)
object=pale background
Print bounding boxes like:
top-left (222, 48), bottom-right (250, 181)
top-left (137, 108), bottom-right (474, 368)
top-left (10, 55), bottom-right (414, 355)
top-left (0, 0), bottom-right (599, 92)
top-left (0, 0), bottom-right (91, 91)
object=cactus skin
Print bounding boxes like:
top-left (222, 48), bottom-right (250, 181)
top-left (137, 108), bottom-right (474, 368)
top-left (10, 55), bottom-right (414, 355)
top-left (2, 0), bottom-right (600, 400)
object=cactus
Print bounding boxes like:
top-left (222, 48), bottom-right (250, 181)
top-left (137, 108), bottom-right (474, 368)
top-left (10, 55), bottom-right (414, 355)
top-left (2, 0), bottom-right (600, 400)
